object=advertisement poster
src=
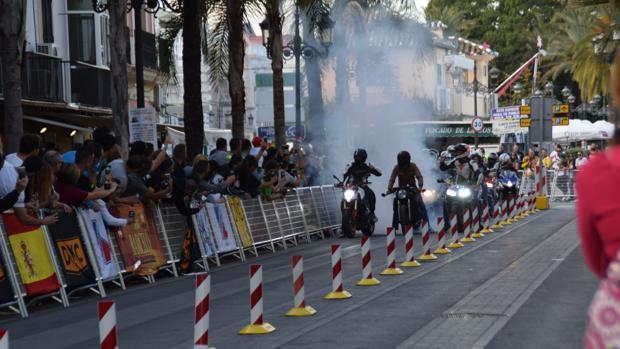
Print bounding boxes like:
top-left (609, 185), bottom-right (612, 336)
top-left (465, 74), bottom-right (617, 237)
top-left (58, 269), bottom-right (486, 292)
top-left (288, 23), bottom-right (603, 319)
top-left (77, 208), bottom-right (119, 281)
top-left (116, 204), bottom-right (166, 276)
top-left (206, 203), bottom-right (238, 253)
top-left (47, 212), bottom-right (96, 289)
top-left (129, 108), bottom-right (158, 148)
top-left (3, 213), bottom-right (61, 297)
top-left (226, 196), bottom-right (253, 248)
top-left (194, 209), bottom-right (216, 257)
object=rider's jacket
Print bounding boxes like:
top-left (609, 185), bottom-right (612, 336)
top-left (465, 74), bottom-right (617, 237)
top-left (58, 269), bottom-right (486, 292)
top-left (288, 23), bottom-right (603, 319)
top-left (343, 162), bottom-right (382, 185)
top-left (440, 157), bottom-right (476, 184)
top-left (387, 162), bottom-right (423, 191)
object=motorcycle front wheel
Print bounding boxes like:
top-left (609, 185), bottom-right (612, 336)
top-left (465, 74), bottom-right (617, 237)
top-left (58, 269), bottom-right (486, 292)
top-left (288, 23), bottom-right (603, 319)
top-left (362, 222), bottom-right (375, 236)
top-left (341, 210), bottom-right (356, 238)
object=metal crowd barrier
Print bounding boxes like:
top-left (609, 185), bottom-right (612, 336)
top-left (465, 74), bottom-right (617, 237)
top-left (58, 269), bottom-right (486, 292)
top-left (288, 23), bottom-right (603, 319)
top-left (550, 170), bottom-right (578, 201)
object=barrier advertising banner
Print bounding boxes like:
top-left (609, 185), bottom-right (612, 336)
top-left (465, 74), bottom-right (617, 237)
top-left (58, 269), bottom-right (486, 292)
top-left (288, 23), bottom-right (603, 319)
top-left (226, 197), bottom-right (253, 248)
top-left (116, 204), bottom-right (166, 276)
top-left (77, 209), bottom-right (119, 281)
top-left (47, 212), bottom-right (96, 289)
top-left (0, 261), bottom-right (15, 304)
top-left (2, 213), bottom-right (61, 297)
top-left (206, 203), bottom-right (238, 253)
top-left (194, 209), bottom-right (216, 257)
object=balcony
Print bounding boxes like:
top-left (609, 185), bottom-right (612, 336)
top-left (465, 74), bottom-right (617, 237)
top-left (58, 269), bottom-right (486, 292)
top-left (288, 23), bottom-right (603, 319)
top-left (70, 62), bottom-right (111, 109)
top-left (0, 52), bottom-right (64, 103)
top-left (142, 31), bottom-right (158, 70)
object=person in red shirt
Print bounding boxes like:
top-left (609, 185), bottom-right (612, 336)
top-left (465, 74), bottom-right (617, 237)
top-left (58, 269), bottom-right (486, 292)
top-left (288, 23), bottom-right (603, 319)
top-left (56, 163), bottom-right (117, 206)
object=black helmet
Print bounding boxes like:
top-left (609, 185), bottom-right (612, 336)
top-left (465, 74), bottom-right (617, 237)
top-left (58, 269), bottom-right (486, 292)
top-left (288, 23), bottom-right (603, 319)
top-left (354, 148), bottom-right (367, 163)
top-left (454, 143), bottom-right (468, 155)
top-left (397, 151), bottom-right (411, 168)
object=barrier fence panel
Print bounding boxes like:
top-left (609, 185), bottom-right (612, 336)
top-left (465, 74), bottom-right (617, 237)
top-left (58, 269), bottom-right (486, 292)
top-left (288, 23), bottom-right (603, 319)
top-left (294, 188), bottom-right (324, 239)
top-left (240, 198), bottom-right (275, 253)
top-left (518, 169), bottom-right (536, 195)
top-left (309, 187), bottom-right (330, 231)
top-left (0, 220), bottom-right (28, 317)
top-left (273, 198), bottom-right (299, 247)
top-left (321, 186), bottom-right (342, 230)
top-left (225, 196), bottom-right (258, 259)
top-left (261, 199), bottom-right (287, 250)
top-left (550, 169), bottom-right (577, 201)
top-left (191, 208), bottom-right (220, 269)
top-left (283, 192), bottom-right (311, 244)
top-left (73, 210), bottom-right (107, 297)
top-left (151, 204), bottom-right (179, 278)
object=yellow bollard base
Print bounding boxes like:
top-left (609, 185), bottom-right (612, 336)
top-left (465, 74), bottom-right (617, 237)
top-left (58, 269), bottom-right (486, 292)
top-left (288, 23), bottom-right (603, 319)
top-left (434, 247), bottom-right (452, 254)
top-left (500, 220), bottom-right (511, 226)
top-left (418, 254), bottom-right (438, 261)
top-left (400, 260), bottom-right (422, 267)
top-left (480, 228), bottom-right (494, 234)
top-left (471, 232), bottom-right (486, 238)
top-left (447, 242), bottom-right (464, 249)
top-left (285, 306), bottom-right (317, 317)
top-left (508, 218), bottom-right (518, 223)
top-left (357, 277), bottom-right (381, 286)
top-left (324, 290), bottom-right (352, 300)
top-left (460, 237), bottom-right (476, 243)
top-left (490, 224), bottom-right (503, 229)
top-left (380, 267), bottom-right (404, 275)
top-left (536, 196), bottom-right (549, 210)
top-left (239, 323), bottom-right (276, 335)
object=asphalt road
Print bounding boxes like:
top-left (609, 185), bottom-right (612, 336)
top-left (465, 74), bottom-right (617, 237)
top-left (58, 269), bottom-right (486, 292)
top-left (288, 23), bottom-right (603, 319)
top-left (0, 204), bottom-right (595, 349)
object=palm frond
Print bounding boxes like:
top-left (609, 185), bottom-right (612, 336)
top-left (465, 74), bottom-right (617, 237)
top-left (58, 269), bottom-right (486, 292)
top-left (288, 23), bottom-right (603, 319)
top-left (207, 7), bottom-right (230, 99)
top-left (157, 13), bottom-right (183, 83)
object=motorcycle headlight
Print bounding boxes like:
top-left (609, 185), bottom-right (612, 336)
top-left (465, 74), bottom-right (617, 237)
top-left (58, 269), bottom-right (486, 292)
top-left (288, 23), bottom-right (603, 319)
top-left (506, 180), bottom-right (513, 188)
top-left (457, 187), bottom-right (472, 199)
top-left (397, 189), bottom-right (408, 200)
top-left (344, 189), bottom-right (356, 202)
top-left (446, 188), bottom-right (457, 197)
top-left (422, 190), bottom-right (437, 204)
top-left (486, 182), bottom-right (493, 189)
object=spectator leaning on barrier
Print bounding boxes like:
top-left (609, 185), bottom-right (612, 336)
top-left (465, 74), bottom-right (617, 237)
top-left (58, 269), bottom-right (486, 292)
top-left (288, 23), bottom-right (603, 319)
top-left (210, 138), bottom-right (229, 166)
top-left (5, 133), bottom-right (41, 167)
top-left (172, 143), bottom-right (188, 180)
top-left (56, 163), bottom-right (118, 207)
top-left (540, 148), bottom-right (552, 168)
top-left (0, 155), bottom-right (28, 213)
top-left (122, 155), bottom-right (171, 203)
top-left (575, 152), bottom-right (588, 169)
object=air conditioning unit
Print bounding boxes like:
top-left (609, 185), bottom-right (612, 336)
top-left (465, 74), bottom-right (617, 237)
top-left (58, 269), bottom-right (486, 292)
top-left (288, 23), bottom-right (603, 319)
top-left (36, 44), bottom-right (57, 56)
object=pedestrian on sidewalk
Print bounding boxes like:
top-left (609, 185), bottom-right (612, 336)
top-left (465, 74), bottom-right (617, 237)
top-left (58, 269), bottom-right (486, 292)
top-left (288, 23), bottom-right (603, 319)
top-left (577, 48), bottom-right (620, 349)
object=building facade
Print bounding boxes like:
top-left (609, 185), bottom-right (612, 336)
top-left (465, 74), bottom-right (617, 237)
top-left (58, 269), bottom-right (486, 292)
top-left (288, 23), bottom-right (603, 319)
top-left (0, 0), bottom-right (159, 150)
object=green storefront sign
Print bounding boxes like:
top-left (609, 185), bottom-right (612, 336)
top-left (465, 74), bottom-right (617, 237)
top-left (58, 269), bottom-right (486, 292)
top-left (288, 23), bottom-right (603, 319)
top-left (422, 124), bottom-right (494, 138)
top-left (255, 73), bottom-right (296, 87)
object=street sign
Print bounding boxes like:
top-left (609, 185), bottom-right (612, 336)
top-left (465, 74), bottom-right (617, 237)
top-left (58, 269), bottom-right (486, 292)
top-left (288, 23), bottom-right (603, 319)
top-left (552, 116), bottom-right (569, 126)
top-left (520, 118), bottom-right (531, 127)
top-left (552, 104), bottom-right (569, 114)
top-left (492, 119), bottom-right (528, 135)
top-left (519, 105), bottom-right (531, 115)
top-left (258, 125), bottom-right (306, 140)
top-left (471, 117), bottom-right (484, 133)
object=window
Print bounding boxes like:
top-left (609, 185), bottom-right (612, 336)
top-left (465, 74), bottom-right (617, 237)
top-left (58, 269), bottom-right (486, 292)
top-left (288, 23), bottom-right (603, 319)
top-left (100, 16), bottom-right (110, 66)
top-left (40, 0), bottom-right (54, 43)
top-left (68, 14), bottom-right (96, 64)
top-left (67, 0), bottom-right (93, 11)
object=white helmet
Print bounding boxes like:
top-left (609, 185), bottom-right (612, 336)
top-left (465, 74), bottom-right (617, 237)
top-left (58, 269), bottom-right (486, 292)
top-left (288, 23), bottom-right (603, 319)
top-left (499, 153), bottom-right (511, 165)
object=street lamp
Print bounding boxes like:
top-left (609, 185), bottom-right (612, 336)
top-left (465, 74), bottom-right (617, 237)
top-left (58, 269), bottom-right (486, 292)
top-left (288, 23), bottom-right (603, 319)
top-left (593, 93), bottom-right (602, 105)
top-left (544, 81), bottom-right (554, 96)
top-left (261, 8), bottom-right (333, 140)
top-left (513, 82), bottom-right (523, 95)
top-left (534, 88), bottom-right (543, 97)
top-left (93, 0), bottom-right (182, 109)
top-left (568, 94), bottom-right (576, 105)
top-left (561, 86), bottom-right (571, 100)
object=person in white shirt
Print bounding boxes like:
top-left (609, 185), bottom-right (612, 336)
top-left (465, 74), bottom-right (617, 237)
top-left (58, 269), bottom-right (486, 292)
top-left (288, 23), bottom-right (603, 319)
top-left (575, 152), bottom-right (589, 169)
top-left (5, 134), bottom-right (40, 167)
top-left (549, 144), bottom-right (562, 170)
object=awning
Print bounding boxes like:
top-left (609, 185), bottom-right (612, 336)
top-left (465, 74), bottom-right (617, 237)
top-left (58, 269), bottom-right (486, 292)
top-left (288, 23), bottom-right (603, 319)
top-left (24, 115), bottom-right (93, 133)
top-left (396, 121), bottom-right (495, 138)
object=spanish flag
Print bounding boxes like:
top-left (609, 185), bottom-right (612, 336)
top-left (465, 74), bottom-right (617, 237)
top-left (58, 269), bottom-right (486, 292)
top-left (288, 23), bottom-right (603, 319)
top-left (3, 213), bottom-right (60, 297)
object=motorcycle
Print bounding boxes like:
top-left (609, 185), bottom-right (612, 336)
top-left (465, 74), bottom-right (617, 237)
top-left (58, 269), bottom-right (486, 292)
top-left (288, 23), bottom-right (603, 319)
top-left (334, 175), bottom-right (375, 238)
top-left (382, 186), bottom-right (422, 232)
top-left (438, 177), bottom-right (474, 233)
top-left (497, 169), bottom-right (519, 213)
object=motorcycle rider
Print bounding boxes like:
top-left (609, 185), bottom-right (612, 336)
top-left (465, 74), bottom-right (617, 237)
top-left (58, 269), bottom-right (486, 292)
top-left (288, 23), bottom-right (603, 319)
top-left (343, 149), bottom-right (382, 222)
top-left (439, 143), bottom-right (477, 234)
top-left (387, 151), bottom-right (426, 229)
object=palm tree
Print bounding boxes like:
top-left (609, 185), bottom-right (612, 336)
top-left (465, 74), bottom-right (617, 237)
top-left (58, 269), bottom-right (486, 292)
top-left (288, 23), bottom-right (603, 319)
top-left (226, 0), bottom-right (247, 140)
top-left (182, 0), bottom-right (207, 159)
top-left (109, 0), bottom-right (130, 149)
top-left (0, 0), bottom-right (26, 153)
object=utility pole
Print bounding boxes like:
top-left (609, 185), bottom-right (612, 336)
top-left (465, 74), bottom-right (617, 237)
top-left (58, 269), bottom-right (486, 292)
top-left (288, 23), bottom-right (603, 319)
top-left (474, 59), bottom-right (479, 149)
top-left (294, 5), bottom-right (302, 139)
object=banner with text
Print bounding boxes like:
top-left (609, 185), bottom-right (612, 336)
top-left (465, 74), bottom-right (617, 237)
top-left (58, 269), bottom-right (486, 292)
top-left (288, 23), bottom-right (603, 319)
top-left (47, 211), bottom-right (96, 289)
top-left (77, 209), bottom-right (119, 281)
top-left (194, 209), bottom-right (216, 257)
top-left (492, 119), bottom-right (528, 135)
top-left (206, 203), bottom-right (238, 253)
top-left (226, 197), bottom-right (253, 248)
top-left (129, 108), bottom-right (158, 149)
top-left (3, 213), bottom-right (61, 297)
top-left (116, 204), bottom-right (166, 276)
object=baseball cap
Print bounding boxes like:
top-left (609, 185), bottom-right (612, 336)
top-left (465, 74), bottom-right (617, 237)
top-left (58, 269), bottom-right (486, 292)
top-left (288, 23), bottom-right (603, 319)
top-left (252, 136), bottom-right (263, 147)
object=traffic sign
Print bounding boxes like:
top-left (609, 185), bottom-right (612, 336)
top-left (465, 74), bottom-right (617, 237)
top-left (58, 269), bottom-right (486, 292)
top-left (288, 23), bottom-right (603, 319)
top-left (552, 104), bottom-right (569, 114)
top-left (471, 117), bottom-right (484, 133)
top-left (520, 118), bottom-right (531, 127)
top-left (519, 105), bottom-right (531, 115)
top-left (552, 116), bottom-right (569, 126)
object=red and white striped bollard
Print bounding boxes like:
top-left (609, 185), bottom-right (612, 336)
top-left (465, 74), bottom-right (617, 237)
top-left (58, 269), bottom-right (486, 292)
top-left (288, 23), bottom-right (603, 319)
top-left (471, 205), bottom-right (485, 238)
top-left (434, 217), bottom-right (451, 254)
top-left (461, 208), bottom-right (475, 243)
top-left (357, 236), bottom-right (382, 285)
top-left (447, 213), bottom-right (463, 248)
top-left (418, 220), bottom-right (438, 261)
top-left (98, 301), bottom-right (117, 349)
top-left (401, 225), bottom-right (421, 267)
top-left (0, 329), bottom-right (8, 349)
top-left (480, 203), bottom-right (493, 234)
top-left (381, 227), bottom-right (403, 275)
top-left (239, 265), bottom-right (275, 334)
top-left (286, 256), bottom-right (317, 316)
top-left (194, 274), bottom-right (212, 348)
top-left (324, 245), bottom-right (352, 299)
